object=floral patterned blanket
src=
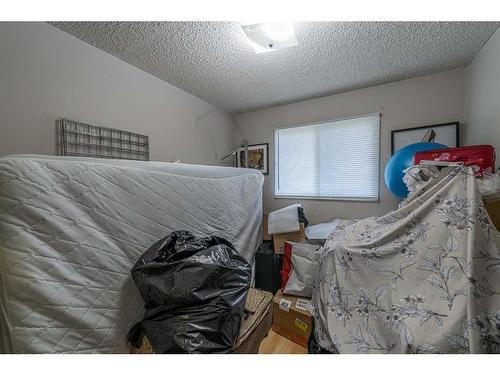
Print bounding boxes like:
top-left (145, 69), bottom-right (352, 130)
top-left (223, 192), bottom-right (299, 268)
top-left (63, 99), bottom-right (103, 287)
top-left (312, 166), bottom-right (500, 353)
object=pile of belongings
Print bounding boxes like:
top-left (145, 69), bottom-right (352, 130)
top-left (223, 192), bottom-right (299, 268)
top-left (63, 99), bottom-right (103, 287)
top-left (312, 166), bottom-right (500, 353)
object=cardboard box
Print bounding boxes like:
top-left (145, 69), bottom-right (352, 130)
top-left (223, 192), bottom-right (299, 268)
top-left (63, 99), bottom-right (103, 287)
top-left (273, 223), bottom-right (306, 254)
top-left (272, 289), bottom-right (313, 348)
top-left (484, 197), bottom-right (500, 231)
top-left (263, 213), bottom-right (272, 241)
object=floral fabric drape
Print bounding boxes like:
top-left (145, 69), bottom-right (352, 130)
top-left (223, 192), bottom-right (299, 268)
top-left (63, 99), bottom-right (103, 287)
top-left (312, 166), bottom-right (500, 353)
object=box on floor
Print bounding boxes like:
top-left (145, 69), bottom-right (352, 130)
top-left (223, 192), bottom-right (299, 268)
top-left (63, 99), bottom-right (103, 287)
top-left (484, 197), bottom-right (500, 230)
top-left (272, 289), bottom-right (313, 348)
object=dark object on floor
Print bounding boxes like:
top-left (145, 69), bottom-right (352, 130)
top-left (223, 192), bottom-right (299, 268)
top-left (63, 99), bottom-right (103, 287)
top-left (127, 230), bottom-right (251, 353)
top-left (130, 287), bottom-right (273, 354)
top-left (308, 332), bottom-right (336, 354)
top-left (255, 241), bottom-right (282, 294)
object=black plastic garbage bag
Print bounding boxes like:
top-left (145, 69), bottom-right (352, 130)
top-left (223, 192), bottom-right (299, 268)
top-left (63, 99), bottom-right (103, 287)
top-left (127, 230), bottom-right (252, 353)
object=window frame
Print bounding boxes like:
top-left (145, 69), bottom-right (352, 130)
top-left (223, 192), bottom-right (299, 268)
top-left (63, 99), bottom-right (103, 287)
top-left (273, 113), bottom-right (381, 202)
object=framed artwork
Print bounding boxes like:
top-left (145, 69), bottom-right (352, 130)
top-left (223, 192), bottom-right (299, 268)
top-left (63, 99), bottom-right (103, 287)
top-left (236, 143), bottom-right (269, 174)
top-left (391, 121), bottom-right (460, 155)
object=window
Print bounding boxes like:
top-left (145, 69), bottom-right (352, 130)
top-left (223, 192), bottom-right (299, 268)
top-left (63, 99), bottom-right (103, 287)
top-left (274, 113), bottom-right (380, 200)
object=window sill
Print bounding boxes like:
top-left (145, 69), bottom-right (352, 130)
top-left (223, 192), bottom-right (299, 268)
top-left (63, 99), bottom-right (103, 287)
top-left (273, 194), bottom-right (379, 202)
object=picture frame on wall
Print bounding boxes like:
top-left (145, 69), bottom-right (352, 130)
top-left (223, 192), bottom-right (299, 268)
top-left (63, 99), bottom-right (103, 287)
top-left (391, 121), bottom-right (460, 155)
top-left (236, 143), bottom-right (269, 174)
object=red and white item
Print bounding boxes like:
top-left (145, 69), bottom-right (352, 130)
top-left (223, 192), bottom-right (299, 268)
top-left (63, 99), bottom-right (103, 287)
top-left (280, 240), bottom-right (323, 297)
top-left (413, 145), bottom-right (496, 177)
top-left (283, 242), bottom-right (322, 298)
top-left (280, 241), bottom-right (294, 289)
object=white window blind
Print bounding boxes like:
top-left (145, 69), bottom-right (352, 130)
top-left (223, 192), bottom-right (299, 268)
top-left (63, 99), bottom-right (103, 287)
top-left (274, 113), bottom-right (380, 200)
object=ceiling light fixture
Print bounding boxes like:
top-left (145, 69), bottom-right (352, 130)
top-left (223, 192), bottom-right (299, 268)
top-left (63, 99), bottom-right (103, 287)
top-left (241, 22), bottom-right (298, 54)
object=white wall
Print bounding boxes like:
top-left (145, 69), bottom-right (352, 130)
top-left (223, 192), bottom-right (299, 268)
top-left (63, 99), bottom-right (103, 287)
top-left (2, 22), bottom-right (496, 225)
top-left (0, 22), bottom-right (235, 165)
top-left (465, 28), bottom-right (500, 152)
top-left (235, 69), bottom-right (466, 224)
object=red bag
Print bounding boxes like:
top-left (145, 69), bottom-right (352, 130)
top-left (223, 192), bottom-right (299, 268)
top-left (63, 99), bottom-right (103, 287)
top-left (280, 241), bottom-right (293, 289)
top-left (413, 145), bottom-right (496, 176)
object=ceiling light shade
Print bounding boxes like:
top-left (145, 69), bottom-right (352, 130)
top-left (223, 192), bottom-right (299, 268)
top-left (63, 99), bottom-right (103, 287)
top-left (241, 22), bottom-right (298, 54)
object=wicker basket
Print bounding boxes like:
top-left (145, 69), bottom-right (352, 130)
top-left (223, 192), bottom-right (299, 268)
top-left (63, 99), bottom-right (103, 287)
top-left (130, 287), bottom-right (273, 354)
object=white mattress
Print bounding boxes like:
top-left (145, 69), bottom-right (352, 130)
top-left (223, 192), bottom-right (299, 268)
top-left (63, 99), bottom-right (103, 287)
top-left (0, 155), bottom-right (264, 353)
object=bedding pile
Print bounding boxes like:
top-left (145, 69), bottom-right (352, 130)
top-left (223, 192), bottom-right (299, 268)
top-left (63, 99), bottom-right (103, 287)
top-left (0, 155), bottom-right (263, 353)
top-left (312, 166), bottom-right (500, 353)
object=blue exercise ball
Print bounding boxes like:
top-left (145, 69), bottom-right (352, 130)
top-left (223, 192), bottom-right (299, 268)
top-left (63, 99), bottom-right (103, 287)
top-left (385, 142), bottom-right (448, 199)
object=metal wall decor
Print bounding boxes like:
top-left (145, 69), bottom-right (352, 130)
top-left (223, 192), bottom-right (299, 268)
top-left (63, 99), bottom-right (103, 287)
top-left (57, 118), bottom-right (149, 160)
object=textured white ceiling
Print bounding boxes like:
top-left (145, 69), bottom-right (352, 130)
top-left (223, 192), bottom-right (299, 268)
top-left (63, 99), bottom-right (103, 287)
top-left (50, 22), bottom-right (499, 114)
